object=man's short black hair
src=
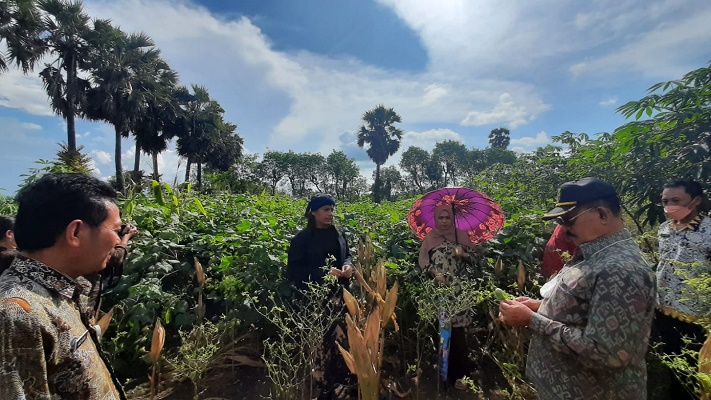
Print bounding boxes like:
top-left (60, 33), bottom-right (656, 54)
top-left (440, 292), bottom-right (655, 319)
top-left (587, 195), bottom-right (622, 216)
top-left (0, 216), bottom-right (14, 236)
top-left (14, 173), bottom-right (117, 251)
top-left (663, 180), bottom-right (704, 199)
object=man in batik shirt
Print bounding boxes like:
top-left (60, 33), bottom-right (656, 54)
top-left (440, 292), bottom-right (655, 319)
top-left (653, 180), bottom-right (710, 399)
top-left (0, 173), bottom-right (126, 400)
top-left (499, 177), bottom-right (656, 400)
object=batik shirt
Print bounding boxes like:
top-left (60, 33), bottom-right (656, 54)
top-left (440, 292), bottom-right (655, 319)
top-left (656, 215), bottom-right (711, 317)
top-left (0, 257), bottom-right (125, 400)
top-left (426, 241), bottom-right (477, 327)
top-left (526, 229), bottom-right (656, 400)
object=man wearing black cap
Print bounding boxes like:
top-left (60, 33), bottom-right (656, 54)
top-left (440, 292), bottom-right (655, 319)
top-left (499, 177), bottom-right (656, 399)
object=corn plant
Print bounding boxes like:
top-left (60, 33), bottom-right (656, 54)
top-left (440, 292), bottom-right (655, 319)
top-left (336, 234), bottom-right (398, 400)
top-left (194, 257), bottom-right (206, 323)
top-left (149, 318), bottom-right (165, 399)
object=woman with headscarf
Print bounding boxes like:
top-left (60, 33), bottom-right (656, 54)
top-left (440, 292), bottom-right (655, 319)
top-left (418, 203), bottom-right (479, 390)
top-left (286, 193), bottom-right (355, 399)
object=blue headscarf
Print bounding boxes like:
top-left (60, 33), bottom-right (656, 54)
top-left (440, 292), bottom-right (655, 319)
top-left (306, 194), bottom-right (336, 216)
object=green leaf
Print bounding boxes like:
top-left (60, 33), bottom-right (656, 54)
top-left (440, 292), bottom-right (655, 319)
top-left (194, 198), bottom-right (207, 216)
top-left (151, 180), bottom-right (164, 206)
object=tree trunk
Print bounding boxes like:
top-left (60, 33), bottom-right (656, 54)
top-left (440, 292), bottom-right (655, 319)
top-left (66, 53), bottom-right (77, 153)
top-left (185, 158), bottom-right (192, 182)
top-left (134, 143), bottom-right (141, 173)
top-left (197, 160), bottom-right (202, 190)
top-left (373, 163), bottom-right (382, 203)
top-left (115, 126), bottom-right (124, 192)
top-left (152, 151), bottom-right (159, 181)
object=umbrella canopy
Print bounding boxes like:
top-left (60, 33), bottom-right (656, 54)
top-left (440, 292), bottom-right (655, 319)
top-left (407, 187), bottom-right (505, 243)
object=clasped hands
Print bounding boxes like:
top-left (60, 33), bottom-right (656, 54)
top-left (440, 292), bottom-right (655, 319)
top-left (329, 264), bottom-right (354, 279)
top-left (498, 297), bottom-right (541, 328)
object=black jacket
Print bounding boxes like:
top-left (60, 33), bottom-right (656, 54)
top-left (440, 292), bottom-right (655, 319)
top-left (286, 227), bottom-right (352, 290)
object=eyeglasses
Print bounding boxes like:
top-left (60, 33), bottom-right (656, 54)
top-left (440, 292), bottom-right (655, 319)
top-left (555, 207), bottom-right (595, 227)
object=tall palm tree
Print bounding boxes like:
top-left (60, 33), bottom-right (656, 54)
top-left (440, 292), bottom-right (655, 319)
top-left (488, 127), bottom-right (511, 149)
top-left (356, 104), bottom-right (403, 203)
top-left (132, 59), bottom-right (180, 181)
top-left (37, 0), bottom-right (92, 153)
top-left (175, 84), bottom-right (225, 188)
top-left (85, 20), bottom-right (157, 191)
top-left (0, 0), bottom-right (45, 74)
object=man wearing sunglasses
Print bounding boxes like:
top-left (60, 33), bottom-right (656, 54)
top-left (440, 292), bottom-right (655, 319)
top-left (499, 177), bottom-right (656, 400)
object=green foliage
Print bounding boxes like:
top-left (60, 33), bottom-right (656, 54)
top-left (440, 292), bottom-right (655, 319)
top-left (0, 195), bottom-right (17, 215)
top-left (256, 277), bottom-right (341, 400)
top-left (169, 320), bottom-right (223, 400)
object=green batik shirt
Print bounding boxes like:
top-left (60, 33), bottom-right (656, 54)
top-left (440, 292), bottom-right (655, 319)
top-left (0, 256), bottom-right (125, 400)
top-left (526, 229), bottom-right (656, 400)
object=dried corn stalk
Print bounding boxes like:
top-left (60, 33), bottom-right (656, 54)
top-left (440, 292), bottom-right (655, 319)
top-left (337, 234), bottom-right (398, 400)
top-left (149, 318), bottom-right (166, 399)
top-left (494, 256), bottom-right (502, 276)
top-left (194, 257), bottom-right (206, 322)
top-left (96, 307), bottom-right (114, 341)
top-left (517, 260), bottom-right (526, 292)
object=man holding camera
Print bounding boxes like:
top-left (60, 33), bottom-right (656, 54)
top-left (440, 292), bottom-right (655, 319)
top-left (0, 173), bottom-right (126, 399)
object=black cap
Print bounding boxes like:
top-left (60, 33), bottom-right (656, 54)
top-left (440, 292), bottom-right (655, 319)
top-left (306, 193), bottom-right (336, 215)
top-left (542, 177), bottom-right (617, 220)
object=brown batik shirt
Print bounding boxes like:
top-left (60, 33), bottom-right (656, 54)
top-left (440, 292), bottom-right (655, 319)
top-left (526, 229), bottom-right (656, 400)
top-left (0, 256), bottom-right (125, 400)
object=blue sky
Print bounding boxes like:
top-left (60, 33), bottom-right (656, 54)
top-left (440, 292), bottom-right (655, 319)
top-left (1, 0), bottom-right (710, 194)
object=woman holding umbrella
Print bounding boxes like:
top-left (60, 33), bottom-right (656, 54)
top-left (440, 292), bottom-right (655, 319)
top-left (410, 187), bottom-right (505, 391)
top-left (418, 203), bottom-right (480, 390)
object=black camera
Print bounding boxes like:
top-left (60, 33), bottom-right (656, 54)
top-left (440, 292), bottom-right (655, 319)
top-left (119, 224), bottom-right (130, 237)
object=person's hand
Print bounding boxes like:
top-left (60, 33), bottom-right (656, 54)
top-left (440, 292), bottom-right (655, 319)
top-left (125, 224), bottom-right (138, 239)
top-left (433, 273), bottom-right (447, 284)
top-left (329, 267), bottom-right (343, 277)
top-left (341, 264), bottom-right (354, 279)
top-left (499, 299), bottom-right (534, 328)
top-left (453, 246), bottom-right (470, 260)
top-left (119, 224), bottom-right (138, 245)
top-left (514, 297), bottom-right (542, 312)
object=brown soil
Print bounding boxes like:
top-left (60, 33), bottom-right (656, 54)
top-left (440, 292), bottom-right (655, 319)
top-left (126, 364), bottom-right (529, 400)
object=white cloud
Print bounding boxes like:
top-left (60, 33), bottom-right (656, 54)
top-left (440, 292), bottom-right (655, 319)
top-left (569, 62), bottom-right (587, 76)
top-left (90, 149), bottom-right (112, 165)
top-left (422, 84), bottom-right (448, 105)
top-left (20, 122), bottom-right (42, 130)
top-left (0, 66), bottom-right (53, 116)
top-left (399, 129), bottom-right (463, 151)
top-left (599, 97), bottom-right (618, 107)
top-left (510, 131), bottom-right (551, 150)
top-left (87, 158), bottom-right (101, 175)
top-left (461, 93), bottom-right (550, 129)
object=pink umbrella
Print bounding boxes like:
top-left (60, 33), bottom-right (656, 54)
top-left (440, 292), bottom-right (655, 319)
top-left (407, 187), bottom-right (505, 243)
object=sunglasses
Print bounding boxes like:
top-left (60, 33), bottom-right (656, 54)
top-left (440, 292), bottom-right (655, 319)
top-left (555, 207), bottom-right (595, 227)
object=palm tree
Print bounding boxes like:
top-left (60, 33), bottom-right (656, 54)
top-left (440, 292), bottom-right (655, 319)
top-left (0, 0), bottom-right (45, 74)
top-left (175, 85), bottom-right (225, 188)
top-left (37, 0), bottom-right (92, 153)
top-left (356, 105), bottom-right (403, 203)
top-left (85, 20), bottom-right (158, 191)
top-left (132, 60), bottom-right (180, 181)
top-left (488, 127), bottom-right (511, 149)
